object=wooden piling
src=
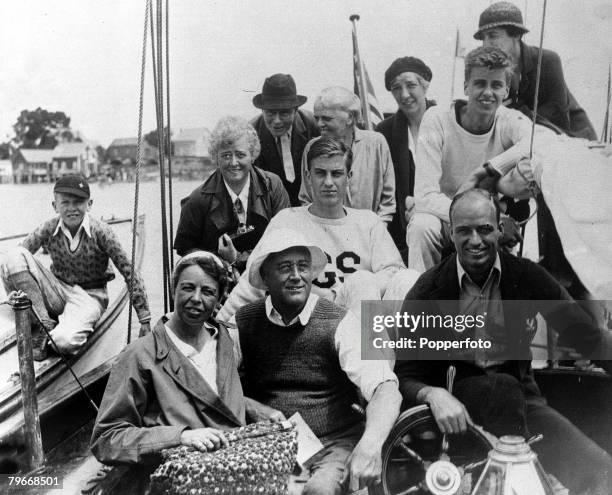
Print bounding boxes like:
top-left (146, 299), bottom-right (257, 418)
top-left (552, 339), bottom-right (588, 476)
top-left (13, 294), bottom-right (45, 470)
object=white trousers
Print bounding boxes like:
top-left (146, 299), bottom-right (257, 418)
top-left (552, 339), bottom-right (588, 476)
top-left (407, 212), bottom-right (452, 273)
top-left (1, 247), bottom-right (107, 354)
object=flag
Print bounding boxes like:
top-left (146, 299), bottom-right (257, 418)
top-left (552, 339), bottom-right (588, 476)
top-left (454, 28), bottom-right (467, 59)
top-left (351, 20), bottom-right (384, 129)
top-left (450, 28), bottom-right (467, 102)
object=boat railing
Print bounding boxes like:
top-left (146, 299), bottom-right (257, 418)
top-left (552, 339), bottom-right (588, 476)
top-left (0, 216), bottom-right (133, 244)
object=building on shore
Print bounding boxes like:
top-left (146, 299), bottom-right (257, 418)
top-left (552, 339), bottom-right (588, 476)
top-left (52, 142), bottom-right (101, 178)
top-left (0, 160), bottom-right (13, 184)
top-left (11, 148), bottom-right (55, 183)
top-left (171, 127), bottom-right (214, 179)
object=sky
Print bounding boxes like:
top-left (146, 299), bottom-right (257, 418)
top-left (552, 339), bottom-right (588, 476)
top-left (1, 0), bottom-right (611, 148)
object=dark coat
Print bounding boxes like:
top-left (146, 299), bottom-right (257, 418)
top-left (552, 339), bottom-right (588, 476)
top-left (511, 42), bottom-right (596, 140)
top-left (251, 109), bottom-right (319, 206)
top-left (376, 100), bottom-right (436, 249)
top-left (395, 251), bottom-right (607, 407)
top-left (173, 166), bottom-right (290, 257)
top-left (91, 317), bottom-right (245, 466)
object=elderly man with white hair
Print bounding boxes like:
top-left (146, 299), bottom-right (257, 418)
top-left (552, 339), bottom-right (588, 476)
top-left (298, 86), bottom-right (396, 224)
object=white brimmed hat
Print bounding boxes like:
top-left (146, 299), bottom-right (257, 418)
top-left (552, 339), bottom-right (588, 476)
top-left (248, 228), bottom-right (327, 290)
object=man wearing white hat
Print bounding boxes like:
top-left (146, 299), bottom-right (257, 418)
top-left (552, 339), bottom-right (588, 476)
top-left (217, 136), bottom-right (419, 322)
top-left (233, 228), bottom-right (401, 493)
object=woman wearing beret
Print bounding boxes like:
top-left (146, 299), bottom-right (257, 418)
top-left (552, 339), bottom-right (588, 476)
top-left (376, 57), bottom-right (436, 258)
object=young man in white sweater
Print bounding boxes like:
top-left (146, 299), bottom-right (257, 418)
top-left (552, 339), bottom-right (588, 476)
top-left (218, 137), bottom-right (419, 323)
top-left (408, 46), bottom-right (531, 272)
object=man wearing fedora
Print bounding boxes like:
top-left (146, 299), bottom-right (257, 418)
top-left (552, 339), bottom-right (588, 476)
top-left (251, 73), bottom-right (319, 206)
top-left (233, 228), bottom-right (401, 493)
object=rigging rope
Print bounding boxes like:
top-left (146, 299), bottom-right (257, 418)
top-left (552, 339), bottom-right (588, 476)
top-left (165, 0), bottom-right (175, 274)
top-left (150, 0), bottom-right (172, 313)
top-left (525, 0), bottom-right (547, 198)
top-left (127, 0), bottom-right (151, 344)
top-left (517, 0), bottom-right (547, 256)
top-left (528, 0), bottom-right (548, 161)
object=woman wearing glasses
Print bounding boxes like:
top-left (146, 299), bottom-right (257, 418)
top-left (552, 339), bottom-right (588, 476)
top-left (174, 116), bottom-right (290, 272)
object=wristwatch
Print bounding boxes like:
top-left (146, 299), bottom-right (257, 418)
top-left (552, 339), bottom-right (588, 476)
top-left (483, 162), bottom-right (501, 179)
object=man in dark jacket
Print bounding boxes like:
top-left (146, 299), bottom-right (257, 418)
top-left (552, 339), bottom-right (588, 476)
top-left (251, 73), bottom-right (319, 206)
top-left (395, 189), bottom-right (612, 495)
top-left (376, 56), bottom-right (436, 256)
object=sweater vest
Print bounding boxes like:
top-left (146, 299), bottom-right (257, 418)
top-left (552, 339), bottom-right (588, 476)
top-left (236, 298), bottom-right (362, 438)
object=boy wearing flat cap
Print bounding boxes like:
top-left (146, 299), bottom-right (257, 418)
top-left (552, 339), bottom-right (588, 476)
top-left (1, 174), bottom-right (150, 360)
top-left (376, 56), bottom-right (436, 256)
top-left (250, 73), bottom-right (319, 206)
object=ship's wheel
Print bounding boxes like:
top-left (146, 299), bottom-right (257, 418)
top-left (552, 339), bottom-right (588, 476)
top-left (373, 405), bottom-right (494, 495)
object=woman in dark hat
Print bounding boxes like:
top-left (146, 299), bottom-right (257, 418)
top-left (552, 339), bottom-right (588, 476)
top-left (174, 116), bottom-right (290, 272)
top-left (474, 1), bottom-right (596, 140)
top-left (376, 57), bottom-right (436, 258)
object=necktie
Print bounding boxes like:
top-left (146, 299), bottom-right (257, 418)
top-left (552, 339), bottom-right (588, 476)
top-left (234, 197), bottom-right (246, 227)
top-left (277, 134), bottom-right (295, 183)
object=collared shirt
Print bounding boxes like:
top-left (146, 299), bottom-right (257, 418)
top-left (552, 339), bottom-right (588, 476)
top-left (164, 321), bottom-right (219, 394)
top-left (229, 293), bottom-right (398, 402)
top-left (277, 129), bottom-right (295, 183)
top-left (223, 179), bottom-right (250, 221)
top-left (457, 254), bottom-right (505, 368)
top-left (53, 213), bottom-right (92, 252)
top-left (406, 126), bottom-right (417, 157)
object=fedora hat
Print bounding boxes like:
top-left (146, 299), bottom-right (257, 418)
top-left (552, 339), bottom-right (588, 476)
top-left (474, 1), bottom-right (529, 40)
top-left (252, 74), bottom-right (307, 110)
top-left (248, 228), bottom-right (327, 290)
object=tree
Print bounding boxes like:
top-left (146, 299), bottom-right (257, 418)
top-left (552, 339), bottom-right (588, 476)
top-left (12, 108), bottom-right (74, 149)
top-left (144, 126), bottom-right (173, 156)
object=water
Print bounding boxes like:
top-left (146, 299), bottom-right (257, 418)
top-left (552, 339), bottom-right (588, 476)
top-left (0, 179), bottom-right (205, 326)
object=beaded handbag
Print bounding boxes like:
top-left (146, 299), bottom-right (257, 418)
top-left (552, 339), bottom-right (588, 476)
top-left (149, 421), bottom-right (297, 495)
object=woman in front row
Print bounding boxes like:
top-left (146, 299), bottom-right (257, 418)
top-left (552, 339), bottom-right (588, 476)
top-left (90, 251), bottom-right (245, 469)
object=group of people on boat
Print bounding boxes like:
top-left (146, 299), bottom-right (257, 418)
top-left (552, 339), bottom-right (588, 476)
top-left (3, 2), bottom-right (611, 494)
